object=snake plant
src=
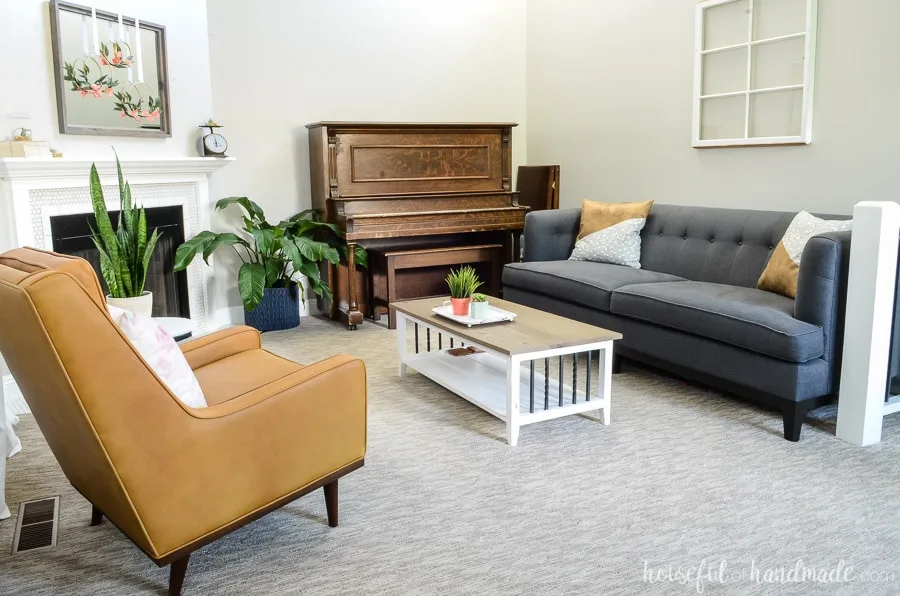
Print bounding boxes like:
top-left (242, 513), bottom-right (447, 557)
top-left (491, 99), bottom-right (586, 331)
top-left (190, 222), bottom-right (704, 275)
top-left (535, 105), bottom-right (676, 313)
top-left (88, 151), bottom-right (160, 298)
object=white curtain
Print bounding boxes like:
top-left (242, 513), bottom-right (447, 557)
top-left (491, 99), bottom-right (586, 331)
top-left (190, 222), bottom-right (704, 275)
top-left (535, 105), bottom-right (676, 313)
top-left (0, 371), bottom-right (21, 520)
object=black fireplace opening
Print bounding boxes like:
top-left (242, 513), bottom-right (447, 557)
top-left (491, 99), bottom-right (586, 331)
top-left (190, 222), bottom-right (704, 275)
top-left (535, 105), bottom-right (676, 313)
top-left (50, 205), bottom-right (190, 318)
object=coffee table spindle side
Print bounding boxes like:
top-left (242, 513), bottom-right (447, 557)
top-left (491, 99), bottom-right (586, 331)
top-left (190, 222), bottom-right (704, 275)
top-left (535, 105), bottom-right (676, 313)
top-left (394, 298), bottom-right (619, 446)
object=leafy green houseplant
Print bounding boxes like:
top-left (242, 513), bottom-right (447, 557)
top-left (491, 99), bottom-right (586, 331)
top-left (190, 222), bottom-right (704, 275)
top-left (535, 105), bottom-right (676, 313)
top-left (445, 265), bottom-right (482, 316)
top-left (174, 198), bottom-right (357, 331)
top-left (89, 152), bottom-right (160, 317)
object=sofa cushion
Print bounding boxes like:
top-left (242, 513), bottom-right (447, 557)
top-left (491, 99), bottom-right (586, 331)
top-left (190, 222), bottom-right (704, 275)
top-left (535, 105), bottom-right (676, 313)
top-left (503, 260), bottom-right (685, 312)
top-left (610, 281), bottom-right (824, 363)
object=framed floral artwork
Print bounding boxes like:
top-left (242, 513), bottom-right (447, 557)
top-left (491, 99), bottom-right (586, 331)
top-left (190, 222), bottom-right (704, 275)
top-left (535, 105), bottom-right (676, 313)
top-left (49, 0), bottom-right (171, 137)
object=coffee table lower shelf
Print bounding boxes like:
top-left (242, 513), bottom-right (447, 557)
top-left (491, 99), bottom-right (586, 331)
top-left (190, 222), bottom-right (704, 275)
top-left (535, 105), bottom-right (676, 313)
top-left (396, 313), bottom-right (613, 445)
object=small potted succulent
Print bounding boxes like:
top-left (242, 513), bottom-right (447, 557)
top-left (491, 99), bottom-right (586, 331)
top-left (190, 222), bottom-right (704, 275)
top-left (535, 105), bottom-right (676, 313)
top-left (470, 292), bottom-right (490, 319)
top-left (445, 265), bottom-right (482, 316)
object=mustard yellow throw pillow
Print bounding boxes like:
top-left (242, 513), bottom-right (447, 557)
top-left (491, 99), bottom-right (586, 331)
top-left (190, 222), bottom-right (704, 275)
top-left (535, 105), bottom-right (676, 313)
top-left (570, 199), bottom-right (654, 269)
top-left (758, 211), bottom-right (852, 298)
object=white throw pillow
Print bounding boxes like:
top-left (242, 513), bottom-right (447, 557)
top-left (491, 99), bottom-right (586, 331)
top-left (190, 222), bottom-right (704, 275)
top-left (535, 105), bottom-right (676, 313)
top-left (758, 211), bottom-right (853, 298)
top-left (107, 305), bottom-right (208, 408)
top-left (569, 217), bottom-right (647, 269)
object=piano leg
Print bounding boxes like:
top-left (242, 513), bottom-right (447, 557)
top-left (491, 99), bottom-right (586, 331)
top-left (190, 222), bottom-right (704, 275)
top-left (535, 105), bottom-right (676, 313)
top-left (344, 241), bottom-right (365, 330)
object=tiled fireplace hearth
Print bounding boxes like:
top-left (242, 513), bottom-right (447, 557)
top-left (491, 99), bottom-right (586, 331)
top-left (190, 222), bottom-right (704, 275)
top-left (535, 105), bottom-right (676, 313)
top-left (0, 156), bottom-right (233, 404)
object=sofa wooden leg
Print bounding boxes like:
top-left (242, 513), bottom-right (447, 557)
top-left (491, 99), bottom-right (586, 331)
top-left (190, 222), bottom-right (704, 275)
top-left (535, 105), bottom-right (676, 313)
top-left (90, 505), bottom-right (103, 526)
top-left (169, 554), bottom-right (191, 596)
top-left (611, 353), bottom-right (622, 375)
top-left (783, 401), bottom-right (805, 442)
top-left (323, 479), bottom-right (339, 528)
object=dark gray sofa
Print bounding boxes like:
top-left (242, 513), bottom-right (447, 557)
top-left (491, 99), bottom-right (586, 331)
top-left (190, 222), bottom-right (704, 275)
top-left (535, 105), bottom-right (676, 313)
top-left (503, 205), bottom-right (851, 441)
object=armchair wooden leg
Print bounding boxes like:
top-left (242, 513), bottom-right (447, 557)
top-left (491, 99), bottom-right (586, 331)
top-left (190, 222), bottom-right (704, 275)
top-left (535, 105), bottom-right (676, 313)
top-left (90, 505), bottom-right (103, 526)
top-left (169, 554), bottom-right (191, 596)
top-left (323, 479), bottom-right (339, 528)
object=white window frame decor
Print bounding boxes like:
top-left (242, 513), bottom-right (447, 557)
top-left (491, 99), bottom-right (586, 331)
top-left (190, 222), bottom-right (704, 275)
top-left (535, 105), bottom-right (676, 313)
top-left (692, 0), bottom-right (818, 148)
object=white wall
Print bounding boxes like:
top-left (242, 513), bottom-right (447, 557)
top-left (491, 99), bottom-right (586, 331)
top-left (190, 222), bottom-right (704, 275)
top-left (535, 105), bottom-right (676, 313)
top-left (0, 0), bottom-right (213, 159)
top-left (206, 0), bottom-right (527, 309)
top-left (526, 0), bottom-right (900, 215)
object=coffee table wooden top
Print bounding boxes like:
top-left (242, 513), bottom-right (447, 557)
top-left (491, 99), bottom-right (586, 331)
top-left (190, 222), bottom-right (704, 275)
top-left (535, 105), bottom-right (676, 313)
top-left (391, 297), bottom-right (621, 356)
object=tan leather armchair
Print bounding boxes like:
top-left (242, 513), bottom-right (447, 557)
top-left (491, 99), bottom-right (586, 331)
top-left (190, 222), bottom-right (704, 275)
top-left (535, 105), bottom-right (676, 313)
top-left (0, 248), bottom-right (367, 595)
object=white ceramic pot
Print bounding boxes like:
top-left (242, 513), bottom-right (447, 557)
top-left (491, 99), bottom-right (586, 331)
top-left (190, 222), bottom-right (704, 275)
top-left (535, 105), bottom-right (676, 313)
top-left (106, 291), bottom-right (153, 317)
top-left (470, 300), bottom-right (490, 319)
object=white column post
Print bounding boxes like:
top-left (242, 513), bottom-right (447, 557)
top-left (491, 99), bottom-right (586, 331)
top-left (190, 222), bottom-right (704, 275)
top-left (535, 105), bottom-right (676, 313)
top-left (836, 201), bottom-right (900, 446)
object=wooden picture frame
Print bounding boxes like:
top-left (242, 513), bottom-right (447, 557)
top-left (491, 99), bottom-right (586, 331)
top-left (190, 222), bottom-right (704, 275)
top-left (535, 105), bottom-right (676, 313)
top-left (692, 0), bottom-right (817, 148)
top-left (49, 0), bottom-right (172, 137)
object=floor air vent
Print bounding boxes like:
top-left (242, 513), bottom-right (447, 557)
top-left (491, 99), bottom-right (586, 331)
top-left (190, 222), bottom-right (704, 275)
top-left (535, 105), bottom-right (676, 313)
top-left (11, 497), bottom-right (59, 554)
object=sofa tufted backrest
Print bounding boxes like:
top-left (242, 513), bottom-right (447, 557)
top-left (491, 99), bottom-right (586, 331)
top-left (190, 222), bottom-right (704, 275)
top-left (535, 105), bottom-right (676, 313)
top-left (640, 205), bottom-right (798, 288)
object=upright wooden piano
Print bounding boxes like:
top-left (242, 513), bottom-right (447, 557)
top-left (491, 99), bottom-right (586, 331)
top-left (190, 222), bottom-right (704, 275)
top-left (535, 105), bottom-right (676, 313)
top-left (306, 122), bottom-right (527, 329)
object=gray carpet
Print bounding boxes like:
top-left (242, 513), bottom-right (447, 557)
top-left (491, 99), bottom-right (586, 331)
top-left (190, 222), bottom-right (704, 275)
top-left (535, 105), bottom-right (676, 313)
top-left (2, 315), bottom-right (900, 595)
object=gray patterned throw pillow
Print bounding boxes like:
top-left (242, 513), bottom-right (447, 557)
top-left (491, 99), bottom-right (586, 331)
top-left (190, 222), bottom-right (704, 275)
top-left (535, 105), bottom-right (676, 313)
top-left (569, 217), bottom-right (647, 269)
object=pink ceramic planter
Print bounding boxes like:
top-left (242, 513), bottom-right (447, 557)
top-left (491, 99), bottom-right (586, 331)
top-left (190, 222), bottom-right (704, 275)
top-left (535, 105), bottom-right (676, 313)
top-left (450, 297), bottom-right (471, 316)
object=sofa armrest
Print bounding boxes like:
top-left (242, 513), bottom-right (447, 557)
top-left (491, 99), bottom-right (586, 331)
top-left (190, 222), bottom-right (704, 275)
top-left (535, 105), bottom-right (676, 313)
top-left (795, 230), bottom-right (852, 379)
top-left (179, 325), bottom-right (261, 370)
top-left (523, 208), bottom-right (581, 262)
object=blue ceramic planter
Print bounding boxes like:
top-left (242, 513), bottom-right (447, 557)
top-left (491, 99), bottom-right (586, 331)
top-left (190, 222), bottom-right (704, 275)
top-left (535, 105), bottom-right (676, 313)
top-left (243, 285), bottom-right (301, 332)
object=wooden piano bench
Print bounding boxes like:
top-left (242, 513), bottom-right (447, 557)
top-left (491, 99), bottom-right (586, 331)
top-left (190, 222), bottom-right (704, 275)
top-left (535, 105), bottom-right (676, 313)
top-left (370, 244), bottom-right (503, 329)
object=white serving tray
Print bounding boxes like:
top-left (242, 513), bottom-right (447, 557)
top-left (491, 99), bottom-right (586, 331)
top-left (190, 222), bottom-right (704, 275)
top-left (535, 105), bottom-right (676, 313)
top-left (431, 304), bottom-right (518, 327)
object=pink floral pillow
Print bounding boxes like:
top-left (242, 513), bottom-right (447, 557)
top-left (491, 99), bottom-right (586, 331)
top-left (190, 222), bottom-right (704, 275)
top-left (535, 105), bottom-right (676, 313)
top-left (107, 305), bottom-right (208, 408)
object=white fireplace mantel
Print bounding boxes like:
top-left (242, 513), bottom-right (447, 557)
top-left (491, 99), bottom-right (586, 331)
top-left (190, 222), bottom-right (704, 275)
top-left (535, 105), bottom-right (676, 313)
top-left (0, 155), bottom-right (234, 334)
top-left (0, 156), bottom-right (234, 181)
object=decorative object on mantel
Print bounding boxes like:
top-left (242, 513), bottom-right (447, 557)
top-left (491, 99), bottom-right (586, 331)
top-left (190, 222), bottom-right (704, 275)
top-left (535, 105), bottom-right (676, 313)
top-left (49, 0), bottom-right (171, 137)
top-left (174, 199), bottom-right (348, 332)
top-left (89, 150), bottom-right (161, 316)
top-left (0, 128), bottom-right (50, 158)
top-left (198, 119), bottom-right (228, 157)
top-left (12, 128), bottom-right (32, 141)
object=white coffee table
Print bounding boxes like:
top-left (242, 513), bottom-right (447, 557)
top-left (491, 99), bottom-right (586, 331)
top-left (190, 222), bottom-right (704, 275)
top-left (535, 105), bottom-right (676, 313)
top-left (393, 297), bottom-right (621, 446)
